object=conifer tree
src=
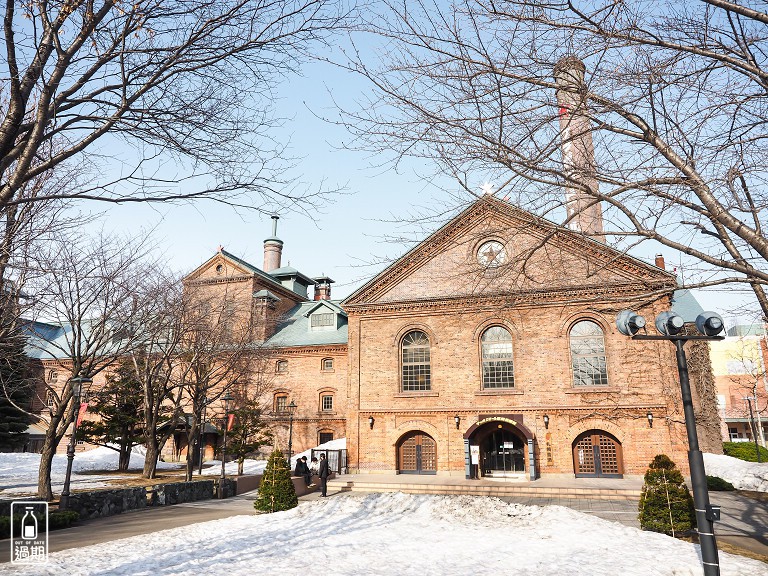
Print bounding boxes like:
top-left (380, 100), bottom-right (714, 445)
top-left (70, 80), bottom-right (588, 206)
top-left (253, 449), bottom-right (297, 513)
top-left (638, 454), bottom-right (696, 537)
top-left (0, 325), bottom-right (33, 451)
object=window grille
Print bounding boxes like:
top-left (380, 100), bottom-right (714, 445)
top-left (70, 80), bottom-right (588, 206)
top-left (570, 320), bottom-right (608, 386)
top-left (311, 313), bottom-right (335, 327)
top-left (481, 326), bottom-right (514, 388)
top-left (402, 330), bottom-right (431, 391)
top-left (321, 395), bottom-right (333, 411)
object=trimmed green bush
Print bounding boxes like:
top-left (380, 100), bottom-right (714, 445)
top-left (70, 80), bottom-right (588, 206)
top-left (253, 450), bottom-right (297, 513)
top-left (638, 454), bottom-right (696, 537)
top-left (706, 475), bottom-right (735, 491)
top-left (0, 510), bottom-right (80, 539)
top-left (723, 441), bottom-right (768, 463)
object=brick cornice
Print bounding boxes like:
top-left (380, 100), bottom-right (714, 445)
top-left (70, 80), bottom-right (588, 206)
top-left (270, 345), bottom-right (347, 356)
top-left (356, 405), bottom-right (667, 415)
top-left (344, 281), bottom-right (673, 315)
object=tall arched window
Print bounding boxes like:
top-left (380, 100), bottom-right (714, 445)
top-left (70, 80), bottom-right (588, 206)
top-left (569, 320), bottom-right (608, 386)
top-left (481, 326), bottom-right (514, 388)
top-left (401, 330), bottom-right (431, 391)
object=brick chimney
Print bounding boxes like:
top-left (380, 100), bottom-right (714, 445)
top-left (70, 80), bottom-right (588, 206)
top-left (655, 254), bottom-right (665, 270)
top-left (313, 276), bottom-right (334, 301)
top-left (554, 57), bottom-right (605, 242)
top-left (263, 215), bottom-right (283, 272)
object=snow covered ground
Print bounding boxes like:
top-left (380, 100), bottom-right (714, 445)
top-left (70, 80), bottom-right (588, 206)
top-left (704, 453), bottom-right (768, 492)
top-left (0, 447), bottom-right (182, 497)
top-left (6, 492), bottom-right (767, 576)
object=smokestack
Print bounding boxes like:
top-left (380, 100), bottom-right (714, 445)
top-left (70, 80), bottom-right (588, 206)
top-left (313, 276), bottom-right (334, 301)
top-left (263, 215), bottom-right (283, 272)
top-left (554, 57), bottom-right (605, 242)
top-left (655, 254), bottom-right (665, 270)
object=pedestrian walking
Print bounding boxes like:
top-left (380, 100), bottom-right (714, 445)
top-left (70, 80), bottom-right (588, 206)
top-left (319, 453), bottom-right (330, 497)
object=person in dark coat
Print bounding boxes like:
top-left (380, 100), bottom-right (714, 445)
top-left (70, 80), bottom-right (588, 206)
top-left (301, 456), bottom-right (312, 486)
top-left (294, 457), bottom-right (311, 486)
top-left (318, 452), bottom-right (330, 497)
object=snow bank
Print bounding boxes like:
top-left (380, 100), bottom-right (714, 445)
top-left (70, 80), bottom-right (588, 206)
top-left (704, 452), bottom-right (768, 492)
top-left (6, 492), bottom-right (766, 576)
top-left (0, 446), bottom-right (182, 496)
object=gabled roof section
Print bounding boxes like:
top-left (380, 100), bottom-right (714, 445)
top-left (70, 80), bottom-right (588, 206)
top-left (253, 289), bottom-right (281, 301)
top-left (265, 300), bottom-right (348, 348)
top-left (670, 289), bottom-right (705, 323)
top-left (183, 249), bottom-right (298, 296)
top-left (343, 195), bottom-right (677, 306)
top-left (303, 300), bottom-right (347, 318)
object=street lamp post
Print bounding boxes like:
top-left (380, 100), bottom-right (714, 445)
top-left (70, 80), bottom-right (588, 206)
top-left (617, 309), bottom-right (724, 576)
top-left (60, 376), bottom-right (92, 510)
top-left (286, 401), bottom-right (297, 466)
top-left (198, 396), bottom-right (208, 475)
top-left (218, 393), bottom-right (234, 499)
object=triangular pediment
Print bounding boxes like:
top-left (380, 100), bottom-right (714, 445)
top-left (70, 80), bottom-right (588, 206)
top-left (184, 250), bottom-right (260, 283)
top-left (344, 197), bottom-right (676, 306)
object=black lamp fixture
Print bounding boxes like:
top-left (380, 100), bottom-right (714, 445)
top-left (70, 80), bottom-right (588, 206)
top-left (647, 411), bottom-right (654, 428)
top-left (543, 414), bottom-right (549, 429)
top-left (286, 400), bottom-right (297, 470)
top-left (368, 415), bottom-right (374, 429)
top-left (454, 415), bottom-right (460, 429)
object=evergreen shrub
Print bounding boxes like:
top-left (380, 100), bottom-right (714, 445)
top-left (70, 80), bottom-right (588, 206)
top-left (253, 450), bottom-right (297, 513)
top-left (706, 475), bottom-right (735, 491)
top-left (638, 454), bottom-right (696, 537)
top-left (723, 441), bottom-right (768, 463)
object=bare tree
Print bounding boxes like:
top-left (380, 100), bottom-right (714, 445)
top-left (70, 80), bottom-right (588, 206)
top-left (336, 0), bottom-right (768, 318)
top-left (0, 0), bottom-right (350, 215)
top-left (176, 289), bottom-right (268, 481)
top-left (24, 232), bottom-right (153, 499)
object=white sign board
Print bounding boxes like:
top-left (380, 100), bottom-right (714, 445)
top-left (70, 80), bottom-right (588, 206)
top-left (470, 445), bottom-right (480, 464)
top-left (503, 442), bottom-right (515, 449)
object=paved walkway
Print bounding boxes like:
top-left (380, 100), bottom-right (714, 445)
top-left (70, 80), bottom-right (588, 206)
top-left (0, 480), bottom-right (765, 563)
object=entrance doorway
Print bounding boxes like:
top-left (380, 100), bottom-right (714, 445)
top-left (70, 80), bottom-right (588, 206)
top-left (573, 430), bottom-right (623, 478)
top-left (397, 431), bottom-right (437, 474)
top-left (481, 429), bottom-right (525, 477)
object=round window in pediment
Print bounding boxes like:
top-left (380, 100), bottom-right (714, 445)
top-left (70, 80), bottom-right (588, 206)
top-left (215, 264), bottom-right (224, 275)
top-left (477, 240), bottom-right (506, 268)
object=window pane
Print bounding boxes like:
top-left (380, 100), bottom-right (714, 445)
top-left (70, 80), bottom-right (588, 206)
top-left (275, 396), bottom-right (287, 412)
top-left (482, 327), bottom-right (514, 388)
top-left (276, 360), bottom-right (287, 373)
top-left (322, 395), bottom-right (333, 411)
top-left (311, 313), bottom-right (335, 327)
top-left (322, 358), bottom-right (334, 370)
top-left (570, 321), bottom-right (608, 386)
top-left (402, 330), bottom-right (431, 391)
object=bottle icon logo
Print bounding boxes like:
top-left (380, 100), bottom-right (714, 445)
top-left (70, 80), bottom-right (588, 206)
top-left (11, 501), bottom-right (48, 564)
top-left (21, 506), bottom-right (38, 540)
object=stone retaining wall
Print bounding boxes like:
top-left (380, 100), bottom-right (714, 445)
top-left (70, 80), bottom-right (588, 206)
top-left (68, 487), bottom-right (146, 520)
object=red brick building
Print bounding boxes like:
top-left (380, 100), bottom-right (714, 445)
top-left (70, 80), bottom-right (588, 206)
top-left (342, 196), bottom-right (721, 478)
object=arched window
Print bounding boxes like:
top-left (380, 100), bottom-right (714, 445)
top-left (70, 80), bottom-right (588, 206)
top-left (569, 320), bottom-right (608, 386)
top-left (481, 326), bottom-right (514, 388)
top-left (401, 330), bottom-right (431, 391)
top-left (275, 360), bottom-right (288, 373)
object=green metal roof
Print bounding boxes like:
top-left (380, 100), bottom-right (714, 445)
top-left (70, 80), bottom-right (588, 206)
top-left (670, 289), bottom-right (705, 323)
top-left (265, 300), bottom-right (348, 348)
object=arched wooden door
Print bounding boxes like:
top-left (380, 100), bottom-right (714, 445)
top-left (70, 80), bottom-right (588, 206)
top-left (397, 431), bottom-right (437, 475)
top-left (573, 430), bottom-right (623, 478)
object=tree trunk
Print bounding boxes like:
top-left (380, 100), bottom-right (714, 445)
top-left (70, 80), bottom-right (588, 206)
top-left (37, 431), bottom-right (59, 501)
top-left (238, 458), bottom-right (244, 476)
top-left (143, 439), bottom-right (159, 479)
top-left (118, 442), bottom-right (131, 472)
